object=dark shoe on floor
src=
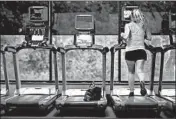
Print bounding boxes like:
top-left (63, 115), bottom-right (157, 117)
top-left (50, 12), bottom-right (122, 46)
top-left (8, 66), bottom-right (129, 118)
top-left (129, 92), bottom-right (134, 97)
top-left (140, 81), bottom-right (147, 96)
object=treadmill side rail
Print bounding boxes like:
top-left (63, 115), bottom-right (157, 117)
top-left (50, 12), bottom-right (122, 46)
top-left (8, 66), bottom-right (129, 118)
top-left (55, 95), bottom-right (68, 110)
top-left (38, 95), bottom-right (58, 110)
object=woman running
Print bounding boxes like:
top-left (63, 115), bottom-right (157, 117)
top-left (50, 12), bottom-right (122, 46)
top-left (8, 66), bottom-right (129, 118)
top-left (121, 9), bottom-right (152, 96)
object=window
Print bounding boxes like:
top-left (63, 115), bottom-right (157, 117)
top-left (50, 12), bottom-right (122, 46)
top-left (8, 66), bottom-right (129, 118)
top-left (1, 34), bottom-right (174, 82)
top-left (0, 53), bottom-right (5, 81)
top-left (54, 35), bottom-right (118, 81)
top-left (1, 35), bottom-right (22, 81)
top-left (1, 35), bottom-right (50, 81)
top-left (163, 49), bottom-right (176, 81)
top-left (18, 49), bottom-right (50, 81)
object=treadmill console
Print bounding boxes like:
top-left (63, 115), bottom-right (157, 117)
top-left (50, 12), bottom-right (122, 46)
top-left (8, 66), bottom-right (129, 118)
top-left (24, 6), bottom-right (48, 47)
top-left (25, 24), bottom-right (48, 46)
top-left (74, 15), bottom-right (94, 48)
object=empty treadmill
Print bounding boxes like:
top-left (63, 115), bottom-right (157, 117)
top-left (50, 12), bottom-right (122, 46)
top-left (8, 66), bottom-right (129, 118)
top-left (155, 43), bottom-right (176, 114)
top-left (109, 43), bottom-right (165, 115)
top-left (4, 23), bottom-right (61, 111)
top-left (5, 6), bottom-right (62, 111)
top-left (55, 15), bottom-right (109, 113)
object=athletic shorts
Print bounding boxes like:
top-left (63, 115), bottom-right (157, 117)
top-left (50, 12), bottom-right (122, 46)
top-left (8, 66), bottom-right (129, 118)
top-left (125, 49), bottom-right (147, 61)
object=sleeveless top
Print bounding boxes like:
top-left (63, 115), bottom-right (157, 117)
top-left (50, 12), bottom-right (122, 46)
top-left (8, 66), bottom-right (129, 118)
top-left (123, 22), bottom-right (148, 52)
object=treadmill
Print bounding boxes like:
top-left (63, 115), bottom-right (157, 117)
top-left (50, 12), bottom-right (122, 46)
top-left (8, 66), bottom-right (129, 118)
top-left (4, 19), bottom-right (60, 112)
top-left (5, 44), bottom-right (59, 112)
top-left (155, 40), bottom-right (176, 114)
top-left (55, 15), bottom-right (109, 113)
top-left (0, 45), bottom-right (10, 114)
top-left (109, 42), bottom-right (166, 115)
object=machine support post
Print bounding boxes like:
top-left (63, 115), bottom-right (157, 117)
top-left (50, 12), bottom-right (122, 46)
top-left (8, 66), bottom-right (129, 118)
top-left (2, 52), bottom-right (9, 95)
top-left (118, 1), bottom-right (122, 82)
top-left (150, 52), bottom-right (156, 92)
top-left (61, 53), bottom-right (66, 95)
top-left (49, 1), bottom-right (53, 81)
top-left (53, 51), bottom-right (59, 92)
top-left (110, 50), bottom-right (114, 93)
top-left (159, 51), bottom-right (165, 92)
top-left (118, 51), bottom-right (121, 82)
top-left (13, 53), bottom-right (21, 95)
top-left (102, 53), bottom-right (106, 97)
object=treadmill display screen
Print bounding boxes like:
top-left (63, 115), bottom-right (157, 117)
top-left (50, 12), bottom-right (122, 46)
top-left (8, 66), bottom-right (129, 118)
top-left (75, 15), bottom-right (94, 30)
top-left (29, 6), bottom-right (48, 22)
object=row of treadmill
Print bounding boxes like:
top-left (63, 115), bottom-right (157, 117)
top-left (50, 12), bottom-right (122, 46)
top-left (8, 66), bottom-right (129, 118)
top-left (0, 14), bottom-right (176, 118)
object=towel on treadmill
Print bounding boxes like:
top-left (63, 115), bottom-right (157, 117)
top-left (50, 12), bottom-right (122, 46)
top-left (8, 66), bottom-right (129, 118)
top-left (84, 82), bottom-right (101, 101)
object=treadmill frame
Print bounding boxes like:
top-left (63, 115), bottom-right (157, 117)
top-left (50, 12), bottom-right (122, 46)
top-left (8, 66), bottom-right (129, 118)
top-left (55, 43), bottom-right (109, 111)
top-left (156, 44), bottom-right (176, 113)
top-left (4, 44), bottom-right (61, 111)
top-left (109, 43), bottom-right (165, 113)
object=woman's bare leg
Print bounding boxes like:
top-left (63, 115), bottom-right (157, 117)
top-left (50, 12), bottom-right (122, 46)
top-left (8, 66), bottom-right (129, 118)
top-left (136, 60), bottom-right (147, 96)
top-left (126, 60), bottom-right (136, 94)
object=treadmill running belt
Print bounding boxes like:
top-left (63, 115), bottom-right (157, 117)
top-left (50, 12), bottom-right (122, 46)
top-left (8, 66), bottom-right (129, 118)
top-left (7, 95), bottom-right (49, 107)
top-left (65, 97), bottom-right (100, 106)
top-left (120, 96), bottom-right (158, 108)
top-left (66, 96), bottom-right (84, 102)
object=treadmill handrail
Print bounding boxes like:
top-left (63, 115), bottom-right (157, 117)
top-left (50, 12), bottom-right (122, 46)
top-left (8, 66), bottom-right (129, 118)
top-left (0, 45), bottom-right (5, 53)
top-left (110, 42), bottom-right (163, 54)
top-left (110, 43), bottom-right (126, 53)
top-left (5, 44), bottom-right (57, 53)
top-left (144, 43), bottom-right (163, 54)
top-left (61, 44), bottom-right (109, 54)
top-left (4, 45), bottom-right (17, 53)
top-left (158, 44), bottom-right (176, 94)
top-left (0, 45), bottom-right (10, 96)
top-left (162, 44), bottom-right (176, 52)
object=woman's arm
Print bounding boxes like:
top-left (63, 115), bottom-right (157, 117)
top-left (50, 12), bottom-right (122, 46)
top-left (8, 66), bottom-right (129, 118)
top-left (144, 27), bottom-right (152, 46)
top-left (121, 24), bottom-right (130, 40)
top-left (145, 27), bottom-right (152, 41)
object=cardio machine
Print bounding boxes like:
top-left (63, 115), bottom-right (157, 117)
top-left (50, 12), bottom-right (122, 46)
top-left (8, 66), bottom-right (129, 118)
top-left (0, 45), bottom-right (10, 114)
top-left (55, 15), bottom-right (109, 113)
top-left (109, 41), bottom-right (165, 114)
top-left (109, 5), bottom-right (165, 117)
top-left (155, 32), bottom-right (176, 114)
top-left (4, 6), bottom-right (60, 112)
